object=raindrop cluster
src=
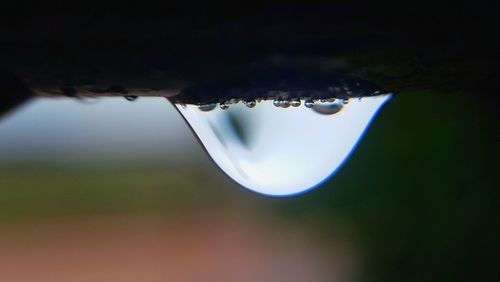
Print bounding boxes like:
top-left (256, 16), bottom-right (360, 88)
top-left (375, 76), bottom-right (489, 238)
top-left (197, 98), bottom-right (351, 112)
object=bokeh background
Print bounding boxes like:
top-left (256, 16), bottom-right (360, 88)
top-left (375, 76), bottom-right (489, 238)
top-left (0, 92), bottom-right (497, 281)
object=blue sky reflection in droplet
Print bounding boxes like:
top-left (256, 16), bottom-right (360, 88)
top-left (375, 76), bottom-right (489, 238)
top-left (175, 96), bottom-right (391, 196)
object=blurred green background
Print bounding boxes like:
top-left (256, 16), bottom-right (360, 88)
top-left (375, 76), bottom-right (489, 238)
top-left (0, 92), bottom-right (497, 281)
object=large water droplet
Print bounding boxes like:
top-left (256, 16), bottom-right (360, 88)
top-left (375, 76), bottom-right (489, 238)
top-left (171, 95), bottom-right (391, 196)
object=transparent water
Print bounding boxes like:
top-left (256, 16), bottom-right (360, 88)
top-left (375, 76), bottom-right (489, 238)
top-left (172, 96), bottom-right (391, 196)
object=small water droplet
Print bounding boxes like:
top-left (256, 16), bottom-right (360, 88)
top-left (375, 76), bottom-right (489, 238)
top-left (342, 99), bottom-right (350, 105)
top-left (290, 99), bottom-right (301, 107)
top-left (199, 103), bottom-right (217, 112)
top-left (171, 95), bottom-right (391, 196)
top-left (304, 100), bottom-right (315, 108)
top-left (273, 99), bottom-right (281, 107)
top-left (220, 102), bottom-right (230, 110)
top-left (124, 95), bottom-right (138, 101)
top-left (312, 101), bottom-right (343, 115)
top-left (280, 99), bottom-right (291, 108)
top-left (244, 100), bottom-right (256, 108)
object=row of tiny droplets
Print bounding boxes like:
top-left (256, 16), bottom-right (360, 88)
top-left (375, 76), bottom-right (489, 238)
top-left (200, 98), bottom-right (350, 111)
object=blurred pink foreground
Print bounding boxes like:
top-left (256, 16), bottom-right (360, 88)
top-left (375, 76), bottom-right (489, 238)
top-left (0, 213), bottom-right (355, 282)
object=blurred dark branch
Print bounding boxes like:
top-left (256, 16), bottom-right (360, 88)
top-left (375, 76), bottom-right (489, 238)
top-left (1, 3), bottom-right (497, 114)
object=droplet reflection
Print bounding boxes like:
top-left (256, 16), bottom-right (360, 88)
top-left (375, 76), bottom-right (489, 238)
top-left (172, 96), bottom-right (391, 196)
